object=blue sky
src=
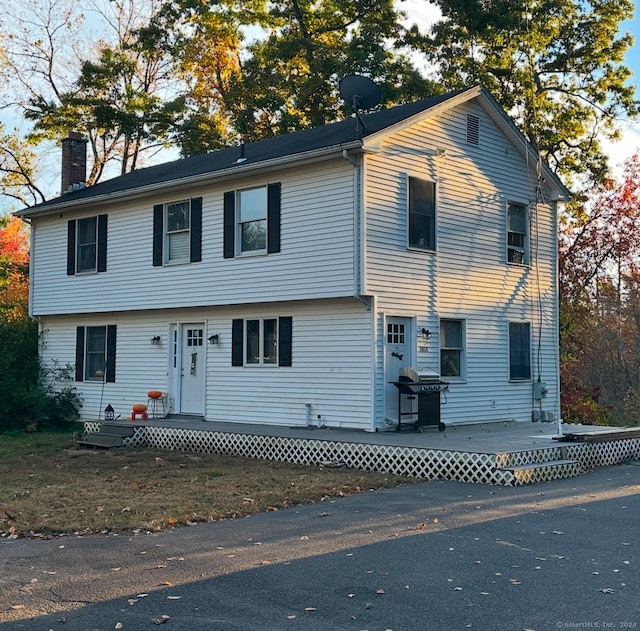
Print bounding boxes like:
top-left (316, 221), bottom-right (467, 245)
top-left (613, 10), bottom-right (640, 169)
top-left (1, 1), bottom-right (639, 209)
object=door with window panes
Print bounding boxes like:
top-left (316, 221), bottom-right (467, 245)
top-left (384, 317), bottom-right (413, 421)
top-left (179, 324), bottom-right (205, 414)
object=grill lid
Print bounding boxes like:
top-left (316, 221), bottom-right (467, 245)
top-left (399, 367), bottom-right (440, 382)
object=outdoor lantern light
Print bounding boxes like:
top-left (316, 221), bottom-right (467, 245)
top-left (104, 404), bottom-right (115, 421)
top-left (421, 328), bottom-right (431, 339)
top-left (150, 335), bottom-right (161, 345)
top-left (208, 334), bottom-right (219, 345)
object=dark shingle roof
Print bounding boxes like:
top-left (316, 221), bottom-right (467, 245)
top-left (24, 89), bottom-right (469, 212)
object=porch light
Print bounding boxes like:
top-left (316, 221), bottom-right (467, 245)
top-left (421, 328), bottom-right (431, 339)
top-left (104, 404), bottom-right (115, 421)
top-left (150, 335), bottom-right (161, 345)
top-left (208, 334), bottom-right (219, 345)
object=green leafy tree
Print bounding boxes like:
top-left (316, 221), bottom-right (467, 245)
top-left (139, 0), bottom-right (440, 154)
top-left (407, 0), bottom-right (638, 186)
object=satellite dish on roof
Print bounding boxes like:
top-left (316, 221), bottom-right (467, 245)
top-left (339, 74), bottom-right (382, 112)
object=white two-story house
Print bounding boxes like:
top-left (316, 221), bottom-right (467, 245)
top-left (17, 85), bottom-right (569, 431)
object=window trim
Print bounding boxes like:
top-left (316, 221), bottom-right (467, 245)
top-left (67, 214), bottom-right (108, 275)
top-left (75, 324), bottom-right (117, 382)
top-left (407, 175), bottom-right (436, 252)
top-left (223, 183), bottom-right (281, 259)
top-left (232, 316), bottom-right (292, 367)
top-left (508, 321), bottom-right (531, 381)
top-left (507, 202), bottom-right (529, 266)
top-left (237, 187), bottom-right (268, 255)
top-left (152, 197), bottom-right (202, 266)
top-left (439, 318), bottom-right (466, 380)
top-left (165, 199), bottom-right (191, 264)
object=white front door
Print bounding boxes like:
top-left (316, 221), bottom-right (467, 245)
top-left (384, 317), bottom-right (413, 421)
top-left (179, 324), bottom-right (205, 415)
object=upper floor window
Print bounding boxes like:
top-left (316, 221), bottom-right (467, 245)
top-left (67, 214), bottom-right (108, 275)
top-left (509, 322), bottom-right (531, 381)
top-left (408, 176), bottom-right (435, 251)
top-left (166, 200), bottom-right (191, 262)
top-left (440, 319), bottom-right (465, 378)
top-left (239, 187), bottom-right (268, 253)
top-left (153, 197), bottom-right (202, 266)
top-left (507, 203), bottom-right (529, 265)
top-left (224, 183), bottom-right (281, 259)
top-left (232, 316), bottom-right (292, 367)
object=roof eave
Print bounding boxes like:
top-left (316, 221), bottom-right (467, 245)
top-left (16, 140), bottom-right (364, 218)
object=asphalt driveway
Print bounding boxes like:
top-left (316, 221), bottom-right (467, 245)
top-left (1, 463), bottom-right (639, 631)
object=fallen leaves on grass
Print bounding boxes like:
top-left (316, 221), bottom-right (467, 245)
top-left (0, 433), bottom-right (418, 537)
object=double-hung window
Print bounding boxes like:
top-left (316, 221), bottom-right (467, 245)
top-left (509, 322), bottom-right (531, 381)
top-left (440, 319), bottom-right (465, 378)
top-left (223, 183), bottom-right (281, 258)
top-left (232, 316), bottom-right (292, 367)
top-left (75, 325), bottom-right (117, 382)
top-left (408, 176), bottom-right (436, 251)
top-left (507, 203), bottom-right (528, 265)
top-left (76, 217), bottom-right (97, 273)
top-left (152, 197), bottom-right (202, 266)
top-left (245, 318), bottom-right (278, 365)
top-left (67, 214), bottom-right (108, 275)
top-left (238, 187), bottom-right (268, 254)
top-left (166, 200), bottom-right (191, 263)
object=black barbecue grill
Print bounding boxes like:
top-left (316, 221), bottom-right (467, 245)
top-left (391, 367), bottom-right (449, 432)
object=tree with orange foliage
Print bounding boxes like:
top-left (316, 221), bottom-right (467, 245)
top-left (559, 152), bottom-right (640, 425)
top-left (0, 214), bottom-right (30, 320)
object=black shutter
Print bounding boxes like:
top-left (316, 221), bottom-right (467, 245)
top-left (152, 204), bottom-right (164, 266)
top-left (97, 214), bottom-right (108, 272)
top-left (105, 325), bottom-right (117, 383)
top-left (267, 182), bottom-right (281, 254)
top-left (190, 197), bottom-right (202, 263)
top-left (232, 319), bottom-right (243, 366)
top-left (67, 220), bottom-right (76, 276)
top-left (278, 316), bottom-right (292, 367)
top-left (223, 191), bottom-right (235, 259)
top-left (75, 326), bottom-right (85, 381)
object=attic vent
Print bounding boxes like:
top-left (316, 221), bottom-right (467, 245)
top-left (466, 114), bottom-right (480, 146)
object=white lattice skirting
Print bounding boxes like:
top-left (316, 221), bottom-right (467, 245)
top-left (83, 423), bottom-right (640, 486)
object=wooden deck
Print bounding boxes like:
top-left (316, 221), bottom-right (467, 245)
top-left (80, 419), bottom-right (640, 486)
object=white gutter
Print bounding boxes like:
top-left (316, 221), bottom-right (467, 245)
top-left (17, 141), bottom-right (364, 219)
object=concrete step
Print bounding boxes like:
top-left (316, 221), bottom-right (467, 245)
top-left (498, 459), bottom-right (582, 485)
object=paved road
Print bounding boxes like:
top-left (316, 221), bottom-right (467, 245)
top-left (1, 464), bottom-right (639, 631)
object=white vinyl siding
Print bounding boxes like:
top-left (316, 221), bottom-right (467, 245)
top-left (30, 160), bottom-right (356, 316)
top-left (365, 101), bottom-right (558, 424)
top-left (38, 299), bottom-right (375, 430)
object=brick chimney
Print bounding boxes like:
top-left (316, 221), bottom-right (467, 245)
top-left (61, 131), bottom-right (87, 194)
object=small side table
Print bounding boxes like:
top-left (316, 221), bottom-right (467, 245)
top-left (147, 396), bottom-right (166, 419)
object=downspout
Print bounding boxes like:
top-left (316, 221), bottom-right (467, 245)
top-left (553, 199), bottom-right (563, 438)
top-left (341, 149), bottom-right (366, 303)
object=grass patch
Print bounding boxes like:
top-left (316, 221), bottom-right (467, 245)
top-left (0, 431), bottom-right (420, 538)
